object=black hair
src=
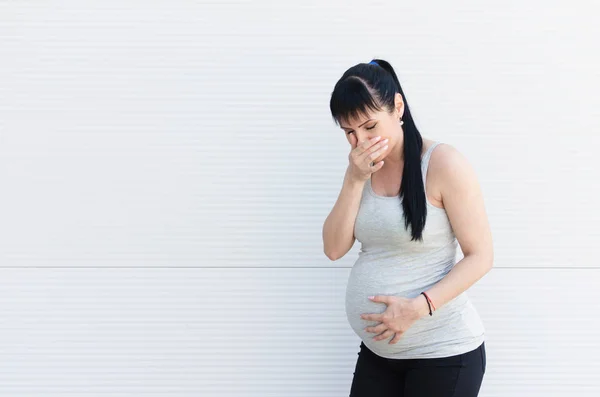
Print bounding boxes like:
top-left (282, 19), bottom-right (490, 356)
top-left (329, 59), bottom-right (426, 241)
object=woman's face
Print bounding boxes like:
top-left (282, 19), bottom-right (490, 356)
top-left (339, 95), bottom-right (405, 163)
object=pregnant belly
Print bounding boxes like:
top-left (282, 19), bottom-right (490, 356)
top-left (344, 258), bottom-right (463, 353)
top-left (344, 262), bottom-right (423, 344)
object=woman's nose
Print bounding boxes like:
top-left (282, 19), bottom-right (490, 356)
top-left (354, 131), bottom-right (369, 145)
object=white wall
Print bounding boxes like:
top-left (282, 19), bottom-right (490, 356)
top-left (1, 1), bottom-right (599, 396)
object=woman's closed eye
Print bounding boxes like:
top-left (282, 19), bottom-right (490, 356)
top-left (345, 123), bottom-right (378, 134)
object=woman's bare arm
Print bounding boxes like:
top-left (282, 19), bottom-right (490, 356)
top-left (322, 167), bottom-right (365, 261)
top-left (420, 144), bottom-right (494, 311)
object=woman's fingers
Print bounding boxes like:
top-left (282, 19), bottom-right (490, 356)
top-left (373, 329), bottom-right (395, 341)
top-left (389, 333), bottom-right (402, 344)
top-left (365, 323), bottom-right (387, 334)
top-left (364, 143), bottom-right (389, 170)
top-left (348, 136), bottom-right (388, 180)
top-left (356, 136), bottom-right (382, 156)
top-left (359, 138), bottom-right (389, 162)
top-left (374, 160), bottom-right (385, 170)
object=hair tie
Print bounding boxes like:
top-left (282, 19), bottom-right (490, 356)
top-left (369, 60), bottom-right (379, 66)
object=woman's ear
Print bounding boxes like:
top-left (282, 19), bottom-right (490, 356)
top-left (394, 93), bottom-right (404, 119)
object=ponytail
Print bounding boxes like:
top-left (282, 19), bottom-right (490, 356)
top-left (372, 59), bottom-right (426, 241)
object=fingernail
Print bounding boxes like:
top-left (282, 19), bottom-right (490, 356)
top-left (368, 296), bottom-right (374, 299)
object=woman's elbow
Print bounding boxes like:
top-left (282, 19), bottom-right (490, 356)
top-left (481, 249), bottom-right (494, 273)
top-left (324, 247), bottom-right (342, 261)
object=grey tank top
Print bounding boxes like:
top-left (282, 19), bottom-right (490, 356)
top-left (345, 142), bottom-right (485, 359)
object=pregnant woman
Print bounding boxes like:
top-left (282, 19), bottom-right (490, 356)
top-left (322, 59), bottom-right (493, 397)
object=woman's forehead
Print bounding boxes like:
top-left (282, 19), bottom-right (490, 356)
top-left (340, 110), bottom-right (380, 126)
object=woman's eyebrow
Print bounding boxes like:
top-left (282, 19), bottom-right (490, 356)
top-left (340, 119), bottom-right (376, 129)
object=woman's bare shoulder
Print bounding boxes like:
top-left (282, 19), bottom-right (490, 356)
top-left (427, 141), bottom-right (471, 172)
top-left (428, 141), bottom-right (479, 195)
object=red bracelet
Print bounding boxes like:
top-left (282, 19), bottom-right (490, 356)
top-left (422, 291), bottom-right (436, 311)
top-left (420, 292), bottom-right (432, 316)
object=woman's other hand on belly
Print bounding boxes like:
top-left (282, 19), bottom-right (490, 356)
top-left (360, 294), bottom-right (430, 344)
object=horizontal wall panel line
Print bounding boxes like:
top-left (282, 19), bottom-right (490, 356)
top-left (0, 266), bottom-right (598, 270)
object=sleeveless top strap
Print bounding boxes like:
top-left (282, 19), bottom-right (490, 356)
top-left (421, 142), bottom-right (442, 188)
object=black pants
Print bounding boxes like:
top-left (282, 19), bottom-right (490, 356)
top-left (349, 341), bottom-right (486, 397)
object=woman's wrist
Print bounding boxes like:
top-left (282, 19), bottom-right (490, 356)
top-left (412, 294), bottom-right (432, 318)
top-left (344, 167), bottom-right (367, 188)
